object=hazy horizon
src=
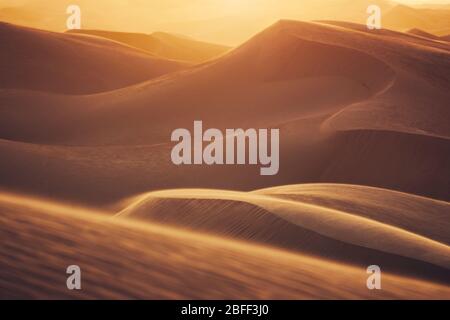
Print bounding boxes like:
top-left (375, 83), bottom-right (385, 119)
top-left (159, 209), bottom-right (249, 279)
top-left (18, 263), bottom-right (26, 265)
top-left (1, 0), bottom-right (450, 44)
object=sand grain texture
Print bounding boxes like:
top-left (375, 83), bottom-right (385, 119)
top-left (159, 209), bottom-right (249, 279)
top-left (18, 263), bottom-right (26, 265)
top-left (0, 192), bottom-right (449, 299)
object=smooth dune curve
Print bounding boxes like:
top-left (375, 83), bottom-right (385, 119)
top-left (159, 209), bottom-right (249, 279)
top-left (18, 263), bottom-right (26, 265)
top-left (117, 186), bottom-right (450, 282)
top-left (0, 22), bottom-right (188, 94)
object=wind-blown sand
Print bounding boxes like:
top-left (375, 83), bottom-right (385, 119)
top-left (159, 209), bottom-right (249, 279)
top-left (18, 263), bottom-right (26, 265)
top-left (0, 191), bottom-right (449, 299)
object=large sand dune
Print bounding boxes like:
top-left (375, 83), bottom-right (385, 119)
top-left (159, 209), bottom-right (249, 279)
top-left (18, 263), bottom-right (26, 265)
top-left (0, 20), bottom-right (399, 145)
top-left (0, 20), bottom-right (448, 203)
top-left (0, 191), bottom-right (448, 299)
top-left (0, 22), bottom-right (187, 94)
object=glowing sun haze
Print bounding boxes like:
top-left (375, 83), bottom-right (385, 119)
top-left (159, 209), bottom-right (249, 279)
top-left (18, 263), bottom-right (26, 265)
top-left (0, 0), bottom-right (449, 44)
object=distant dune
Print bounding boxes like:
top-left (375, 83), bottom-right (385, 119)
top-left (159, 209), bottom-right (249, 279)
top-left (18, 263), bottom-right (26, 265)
top-left (67, 29), bottom-right (230, 63)
top-left (320, 20), bottom-right (450, 50)
top-left (383, 4), bottom-right (450, 35)
top-left (441, 34), bottom-right (450, 42)
top-left (0, 22), bottom-right (188, 94)
top-left (1, 191), bottom-right (449, 299)
top-left (407, 28), bottom-right (442, 40)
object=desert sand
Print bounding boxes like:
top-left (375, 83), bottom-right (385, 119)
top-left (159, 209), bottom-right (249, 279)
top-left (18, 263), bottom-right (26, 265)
top-left (0, 18), bottom-right (449, 299)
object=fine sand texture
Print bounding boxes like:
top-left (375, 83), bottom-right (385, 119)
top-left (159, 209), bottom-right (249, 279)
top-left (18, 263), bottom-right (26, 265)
top-left (1, 191), bottom-right (449, 299)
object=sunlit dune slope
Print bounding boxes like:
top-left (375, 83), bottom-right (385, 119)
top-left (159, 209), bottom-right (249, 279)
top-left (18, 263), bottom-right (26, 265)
top-left (255, 184), bottom-right (450, 245)
top-left (67, 29), bottom-right (230, 63)
top-left (0, 191), bottom-right (449, 299)
top-left (0, 22), bottom-right (187, 94)
top-left (117, 185), bottom-right (450, 283)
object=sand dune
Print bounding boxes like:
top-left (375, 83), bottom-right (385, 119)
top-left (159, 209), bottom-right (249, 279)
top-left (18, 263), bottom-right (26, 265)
top-left (255, 184), bottom-right (450, 244)
top-left (3, 19), bottom-right (448, 142)
top-left (67, 29), bottom-right (230, 63)
top-left (0, 20), bottom-right (399, 145)
top-left (117, 185), bottom-right (450, 283)
top-left (0, 191), bottom-right (449, 299)
top-left (0, 20), bottom-right (448, 203)
top-left (0, 22), bottom-right (187, 94)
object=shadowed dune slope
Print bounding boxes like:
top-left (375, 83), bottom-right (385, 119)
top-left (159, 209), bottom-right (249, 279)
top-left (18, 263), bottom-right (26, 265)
top-left (0, 191), bottom-right (449, 299)
top-left (67, 29), bottom-right (231, 63)
top-left (117, 185), bottom-right (450, 283)
top-left (0, 22), bottom-right (187, 94)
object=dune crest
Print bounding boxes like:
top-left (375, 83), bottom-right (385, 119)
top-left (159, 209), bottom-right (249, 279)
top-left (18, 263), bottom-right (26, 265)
top-left (117, 184), bottom-right (450, 283)
top-left (67, 29), bottom-right (230, 63)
